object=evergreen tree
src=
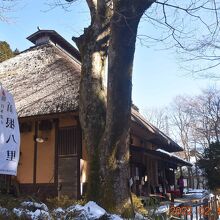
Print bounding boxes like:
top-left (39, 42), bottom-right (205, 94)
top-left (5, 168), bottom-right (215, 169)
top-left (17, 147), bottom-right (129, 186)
top-left (198, 142), bottom-right (220, 190)
top-left (0, 41), bottom-right (14, 63)
top-left (13, 48), bottom-right (20, 55)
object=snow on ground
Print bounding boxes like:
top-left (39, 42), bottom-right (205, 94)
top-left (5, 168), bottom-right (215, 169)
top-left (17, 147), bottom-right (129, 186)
top-left (0, 206), bottom-right (9, 216)
top-left (52, 207), bottom-right (65, 219)
top-left (1, 200), bottom-right (127, 220)
top-left (21, 201), bottom-right (49, 211)
top-left (155, 205), bottom-right (169, 214)
top-left (66, 201), bottom-right (110, 220)
top-left (184, 192), bottom-right (206, 199)
top-left (13, 207), bottom-right (51, 220)
top-left (75, 201), bottom-right (107, 219)
top-left (184, 189), bottom-right (209, 200)
top-left (134, 213), bottom-right (148, 219)
top-left (109, 214), bottom-right (124, 220)
top-left (4, 194), bottom-right (220, 220)
top-left (187, 189), bottom-right (207, 193)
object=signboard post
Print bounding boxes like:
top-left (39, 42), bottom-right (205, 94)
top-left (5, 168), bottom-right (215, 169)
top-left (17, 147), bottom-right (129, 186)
top-left (0, 87), bottom-right (20, 176)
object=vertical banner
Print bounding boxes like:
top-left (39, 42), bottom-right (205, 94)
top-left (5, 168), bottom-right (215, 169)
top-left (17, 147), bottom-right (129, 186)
top-left (0, 87), bottom-right (20, 176)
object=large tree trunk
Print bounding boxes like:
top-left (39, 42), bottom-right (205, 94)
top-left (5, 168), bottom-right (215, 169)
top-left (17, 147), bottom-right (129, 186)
top-left (75, 2), bottom-right (112, 201)
top-left (75, 0), bottom-right (154, 213)
top-left (99, 0), bottom-right (154, 212)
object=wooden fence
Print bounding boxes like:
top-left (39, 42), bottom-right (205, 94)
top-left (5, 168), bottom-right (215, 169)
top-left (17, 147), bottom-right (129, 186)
top-left (169, 195), bottom-right (220, 220)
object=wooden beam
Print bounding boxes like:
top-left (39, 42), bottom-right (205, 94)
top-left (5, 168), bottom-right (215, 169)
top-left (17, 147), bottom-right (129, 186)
top-left (54, 119), bottom-right (59, 196)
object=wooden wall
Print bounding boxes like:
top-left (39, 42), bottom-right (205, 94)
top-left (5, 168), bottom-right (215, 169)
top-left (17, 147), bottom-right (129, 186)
top-left (130, 134), bottom-right (155, 149)
top-left (18, 119), bottom-right (56, 185)
top-left (36, 126), bottom-right (55, 183)
top-left (17, 126), bottom-right (35, 183)
top-left (17, 114), bottom-right (81, 199)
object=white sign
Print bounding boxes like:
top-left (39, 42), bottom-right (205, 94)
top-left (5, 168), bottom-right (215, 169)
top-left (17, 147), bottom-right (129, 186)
top-left (0, 87), bottom-right (20, 176)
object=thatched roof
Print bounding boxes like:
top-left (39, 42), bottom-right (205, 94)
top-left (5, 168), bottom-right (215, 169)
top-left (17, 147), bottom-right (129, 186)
top-left (0, 43), bottom-right (81, 118)
top-left (0, 31), bottom-right (182, 152)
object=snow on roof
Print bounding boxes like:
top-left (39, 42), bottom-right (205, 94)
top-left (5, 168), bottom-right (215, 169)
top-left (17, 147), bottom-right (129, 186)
top-left (156, 149), bottom-right (193, 166)
top-left (156, 148), bottom-right (172, 156)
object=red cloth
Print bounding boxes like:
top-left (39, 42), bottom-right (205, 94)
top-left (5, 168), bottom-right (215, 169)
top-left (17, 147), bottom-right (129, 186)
top-left (167, 190), bottom-right (181, 197)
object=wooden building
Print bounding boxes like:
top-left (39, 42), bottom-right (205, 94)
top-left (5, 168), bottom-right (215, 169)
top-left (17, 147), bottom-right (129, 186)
top-left (0, 30), bottom-right (191, 199)
top-left (130, 109), bottom-right (192, 196)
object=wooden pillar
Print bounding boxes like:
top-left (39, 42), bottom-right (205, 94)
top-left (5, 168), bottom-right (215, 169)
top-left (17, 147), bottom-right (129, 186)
top-left (150, 158), bottom-right (154, 193)
top-left (163, 167), bottom-right (166, 194)
top-left (162, 163), bottom-right (166, 194)
top-left (146, 156), bottom-right (151, 194)
top-left (33, 121), bottom-right (38, 185)
top-left (54, 119), bottom-right (59, 197)
top-left (155, 160), bottom-right (158, 186)
top-left (174, 169), bottom-right (176, 191)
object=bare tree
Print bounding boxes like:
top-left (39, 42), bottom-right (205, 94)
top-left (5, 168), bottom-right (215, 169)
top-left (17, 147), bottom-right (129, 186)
top-left (53, 0), bottom-right (220, 212)
top-left (191, 87), bottom-right (220, 146)
top-left (141, 1), bottom-right (220, 77)
top-left (0, 0), bottom-right (18, 22)
top-left (145, 88), bottom-right (220, 189)
top-left (170, 96), bottom-right (194, 161)
top-left (169, 88), bottom-right (220, 188)
top-left (169, 95), bottom-right (196, 187)
top-left (144, 106), bottom-right (169, 135)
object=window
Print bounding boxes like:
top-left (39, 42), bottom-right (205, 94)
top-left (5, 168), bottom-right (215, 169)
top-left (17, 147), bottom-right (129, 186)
top-left (58, 126), bottom-right (78, 156)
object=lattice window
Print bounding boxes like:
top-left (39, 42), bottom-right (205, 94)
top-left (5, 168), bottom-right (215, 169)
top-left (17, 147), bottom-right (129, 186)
top-left (58, 126), bottom-right (78, 156)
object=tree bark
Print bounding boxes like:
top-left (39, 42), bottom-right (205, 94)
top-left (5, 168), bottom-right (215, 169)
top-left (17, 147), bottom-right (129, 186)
top-left (75, 0), bottom-right (154, 213)
top-left (74, 1), bottom-right (112, 201)
top-left (99, 0), bottom-right (154, 212)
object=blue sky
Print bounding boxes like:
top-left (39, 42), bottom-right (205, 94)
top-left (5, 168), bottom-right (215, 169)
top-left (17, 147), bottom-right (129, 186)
top-left (1, 0), bottom-right (219, 113)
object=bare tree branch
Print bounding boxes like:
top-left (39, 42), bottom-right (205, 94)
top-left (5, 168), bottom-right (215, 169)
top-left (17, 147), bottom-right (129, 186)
top-left (0, 0), bottom-right (19, 22)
